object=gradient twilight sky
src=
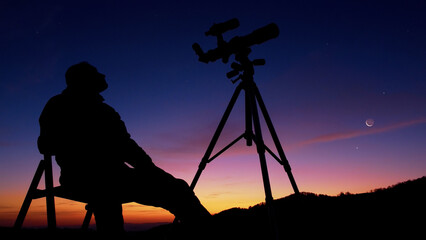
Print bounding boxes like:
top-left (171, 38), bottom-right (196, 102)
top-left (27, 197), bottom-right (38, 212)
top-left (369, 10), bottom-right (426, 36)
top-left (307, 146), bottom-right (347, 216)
top-left (1, 0), bottom-right (426, 228)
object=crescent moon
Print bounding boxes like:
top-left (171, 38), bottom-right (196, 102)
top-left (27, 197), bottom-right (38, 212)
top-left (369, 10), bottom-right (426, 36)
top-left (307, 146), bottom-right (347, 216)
top-left (366, 118), bottom-right (375, 127)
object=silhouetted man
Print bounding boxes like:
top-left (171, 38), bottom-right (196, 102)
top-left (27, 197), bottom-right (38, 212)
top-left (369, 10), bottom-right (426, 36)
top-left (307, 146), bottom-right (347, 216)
top-left (38, 62), bottom-right (210, 232)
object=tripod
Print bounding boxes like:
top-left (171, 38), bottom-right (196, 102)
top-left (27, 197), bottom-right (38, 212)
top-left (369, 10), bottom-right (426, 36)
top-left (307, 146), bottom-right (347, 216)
top-left (190, 49), bottom-right (300, 238)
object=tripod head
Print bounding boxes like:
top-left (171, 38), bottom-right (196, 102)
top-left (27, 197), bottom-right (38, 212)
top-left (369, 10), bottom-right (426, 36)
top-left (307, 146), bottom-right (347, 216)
top-left (192, 19), bottom-right (279, 83)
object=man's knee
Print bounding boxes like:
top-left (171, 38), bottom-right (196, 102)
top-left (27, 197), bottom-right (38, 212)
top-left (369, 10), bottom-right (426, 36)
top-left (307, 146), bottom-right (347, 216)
top-left (175, 178), bottom-right (191, 190)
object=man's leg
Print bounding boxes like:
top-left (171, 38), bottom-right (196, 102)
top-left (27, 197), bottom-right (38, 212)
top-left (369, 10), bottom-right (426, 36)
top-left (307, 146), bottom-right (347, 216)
top-left (122, 165), bottom-right (211, 223)
top-left (61, 184), bottom-right (125, 233)
top-left (92, 201), bottom-right (124, 233)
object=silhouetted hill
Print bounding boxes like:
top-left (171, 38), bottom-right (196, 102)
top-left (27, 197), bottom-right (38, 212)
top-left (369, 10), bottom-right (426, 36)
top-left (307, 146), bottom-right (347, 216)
top-left (5, 177), bottom-right (425, 239)
top-left (146, 176), bottom-right (426, 239)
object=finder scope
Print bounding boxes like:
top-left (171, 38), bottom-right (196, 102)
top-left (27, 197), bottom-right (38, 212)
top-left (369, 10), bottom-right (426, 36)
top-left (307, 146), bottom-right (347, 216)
top-left (205, 18), bottom-right (240, 37)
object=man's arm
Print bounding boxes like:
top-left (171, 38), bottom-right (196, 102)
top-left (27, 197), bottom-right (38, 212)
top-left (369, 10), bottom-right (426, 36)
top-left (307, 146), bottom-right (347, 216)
top-left (101, 103), bottom-right (154, 168)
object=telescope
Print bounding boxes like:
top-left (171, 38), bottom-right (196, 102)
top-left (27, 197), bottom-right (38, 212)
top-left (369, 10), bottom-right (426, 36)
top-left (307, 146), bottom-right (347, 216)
top-left (189, 19), bottom-right (300, 240)
top-left (193, 19), bottom-right (279, 64)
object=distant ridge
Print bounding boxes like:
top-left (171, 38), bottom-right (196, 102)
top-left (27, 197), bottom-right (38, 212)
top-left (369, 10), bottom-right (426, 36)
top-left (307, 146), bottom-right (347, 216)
top-left (210, 176), bottom-right (426, 239)
top-left (145, 176), bottom-right (425, 239)
top-left (218, 176), bottom-right (426, 213)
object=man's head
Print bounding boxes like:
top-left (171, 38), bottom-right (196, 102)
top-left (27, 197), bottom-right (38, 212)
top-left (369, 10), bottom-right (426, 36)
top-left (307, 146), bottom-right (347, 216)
top-left (65, 62), bottom-right (108, 93)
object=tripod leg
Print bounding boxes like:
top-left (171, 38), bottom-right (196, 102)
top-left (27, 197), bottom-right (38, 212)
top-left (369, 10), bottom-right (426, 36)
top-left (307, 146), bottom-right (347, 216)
top-left (254, 86), bottom-right (300, 194)
top-left (249, 96), bottom-right (274, 203)
top-left (248, 85), bottom-right (280, 240)
top-left (190, 83), bottom-right (244, 190)
top-left (245, 84), bottom-right (253, 146)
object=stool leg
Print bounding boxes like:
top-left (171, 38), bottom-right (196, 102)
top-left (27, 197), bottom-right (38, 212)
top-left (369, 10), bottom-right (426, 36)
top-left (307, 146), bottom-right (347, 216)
top-left (82, 205), bottom-right (93, 230)
top-left (14, 160), bottom-right (45, 229)
top-left (44, 155), bottom-right (56, 230)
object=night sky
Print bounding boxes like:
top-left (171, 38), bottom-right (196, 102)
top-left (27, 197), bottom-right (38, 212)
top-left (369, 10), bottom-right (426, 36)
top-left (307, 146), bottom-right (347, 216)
top-left (1, 0), bottom-right (425, 228)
